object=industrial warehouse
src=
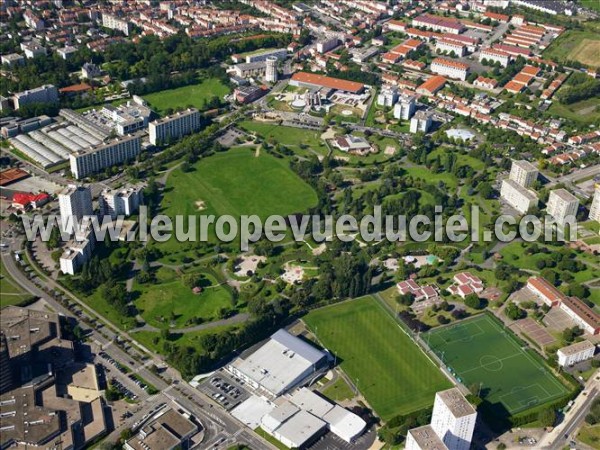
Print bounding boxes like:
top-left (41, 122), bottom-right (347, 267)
top-left (205, 329), bottom-right (370, 449)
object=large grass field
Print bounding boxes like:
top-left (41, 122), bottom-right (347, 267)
top-left (547, 96), bottom-right (600, 125)
top-left (304, 296), bottom-right (451, 420)
top-left (133, 267), bottom-right (233, 329)
top-left (143, 78), bottom-right (230, 115)
top-left (544, 22), bottom-right (600, 67)
top-left (424, 315), bottom-right (570, 416)
top-left (154, 147), bottom-right (317, 257)
top-left (1, 260), bottom-right (34, 308)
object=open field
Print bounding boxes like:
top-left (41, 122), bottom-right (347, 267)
top-left (143, 78), bottom-right (230, 114)
top-left (581, 0), bottom-right (600, 12)
top-left (304, 296), bottom-right (451, 420)
top-left (239, 120), bottom-right (329, 156)
top-left (133, 267), bottom-right (233, 329)
top-left (154, 147), bottom-right (317, 256)
top-left (424, 315), bottom-right (570, 416)
top-left (547, 96), bottom-right (600, 125)
top-left (0, 260), bottom-right (34, 308)
top-left (544, 23), bottom-right (600, 67)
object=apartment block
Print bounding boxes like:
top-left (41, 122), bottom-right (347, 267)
top-left (410, 110), bottom-right (432, 134)
top-left (557, 340), bottom-right (595, 367)
top-left (393, 93), bottom-right (416, 120)
top-left (509, 160), bottom-right (538, 188)
top-left (547, 189), bottom-right (579, 224)
top-left (58, 185), bottom-right (93, 234)
top-left (102, 13), bottom-right (130, 35)
top-left (69, 135), bottom-right (141, 179)
top-left (148, 108), bottom-right (201, 145)
top-left (431, 58), bottom-right (469, 81)
top-left (99, 185), bottom-right (144, 219)
top-left (13, 85), bottom-right (59, 110)
top-left (500, 179), bottom-right (538, 214)
top-left (430, 388), bottom-right (477, 450)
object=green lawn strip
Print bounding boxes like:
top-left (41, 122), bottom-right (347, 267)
top-left (322, 376), bottom-right (356, 402)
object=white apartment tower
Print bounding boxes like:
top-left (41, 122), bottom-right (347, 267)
top-left (99, 185), bottom-right (144, 219)
top-left (393, 94), bottom-right (416, 120)
top-left (410, 111), bottom-right (432, 134)
top-left (589, 186), bottom-right (600, 223)
top-left (148, 108), bottom-right (201, 145)
top-left (430, 388), bottom-right (477, 450)
top-left (265, 56), bottom-right (278, 83)
top-left (406, 425), bottom-right (449, 450)
top-left (547, 189), bottom-right (579, 224)
top-left (500, 179), bottom-right (538, 214)
top-left (58, 185), bottom-right (93, 233)
top-left (510, 160), bottom-right (538, 188)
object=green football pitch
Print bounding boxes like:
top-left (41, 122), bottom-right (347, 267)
top-left (305, 296), bottom-right (451, 420)
top-left (424, 314), bottom-right (570, 415)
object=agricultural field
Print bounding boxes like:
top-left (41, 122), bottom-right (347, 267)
top-left (154, 147), bottom-right (317, 258)
top-left (304, 296), bottom-right (451, 420)
top-left (0, 261), bottom-right (34, 308)
top-left (424, 314), bottom-right (570, 416)
top-left (132, 266), bottom-right (233, 329)
top-left (143, 78), bottom-right (230, 115)
top-left (543, 22), bottom-right (600, 68)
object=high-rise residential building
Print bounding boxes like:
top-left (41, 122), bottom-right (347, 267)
top-left (377, 86), bottom-right (398, 107)
top-left (148, 108), bottom-right (200, 145)
top-left (316, 38), bottom-right (339, 54)
top-left (509, 160), bottom-right (538, 188)
top-left (547, 189), bottom-right (579, 224)
top-left (500, 179), bottom-right (538, 214)
top-left (410, 110), bottom-right (432, 134)
top-left (265, 56), bottom-right (278, 83)
top-left (60, 232), bottom-right (94, 275)
top-left (99, 185), bottom-right (144, 219)
top-left (430, 388), bottom-right (477, 450)
top-left (58, 185), bottom-right (93, 233)
top-left (13, 85), bottom-right (58, 110)
top-left (393, 93), bottom-right (416, 120)
top-left (589, 186), bottom-right (600, 223)
top-left (69, 135), bottom-right (141, 179)
top-left (406, 425), bottom-right (448, 450)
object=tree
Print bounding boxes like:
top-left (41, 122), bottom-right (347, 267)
top-left (396, 293), bottom-right (414, 306)
top-left (504, 302), bottom-right (525, 320)
top-left (538, 408), bottom-right (557, 427)
top-left (464, 293), bottom-right (482, 309)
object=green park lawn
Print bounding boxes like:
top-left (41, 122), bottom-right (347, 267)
top-left (239, 120), bottom-right (329, 156)
top-left (143, 78), bottom-right (230, 115)
top-left (304, 296), bottom-right (451, 420)
top-left (133, 267), bottom-right (233, 329)
top-left (322, 376), bottom-right (355, 402)
top-left (153, 147), bottom-right (317, 257)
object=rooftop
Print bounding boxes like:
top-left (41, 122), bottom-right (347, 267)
top-left (408, 425), bottom-right (448, 450)
top-left (436, 388), bottom-right (476, 418)
top-left (558, 340), bottom-right (595, 357)
top-left (291, 72), bottom-right (364, 93)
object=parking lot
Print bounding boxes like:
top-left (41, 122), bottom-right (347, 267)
top-left (198, 369), bottom-right (250, 411)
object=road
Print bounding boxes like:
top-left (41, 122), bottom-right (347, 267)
top-left (1, 226), bottom-right (274, 449)
top-left (539, 371), bottom-right (599, 450)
